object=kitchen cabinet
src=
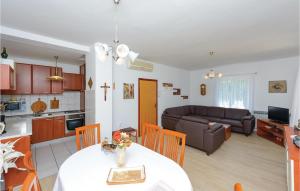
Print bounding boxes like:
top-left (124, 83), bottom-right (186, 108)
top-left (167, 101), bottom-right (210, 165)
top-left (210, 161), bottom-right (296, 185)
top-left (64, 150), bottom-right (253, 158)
top-left (32, 65), bottom-right (51, 94)
top-left (32, 116), bottom-right (65, 143)
top-left (2, 63), bottom-right (32, 94)
top-left (50, 67), bottom-right (63, 94)
top-left (32, 117), bottom-right (54, 143)
top-left (0, 64), bottom-right (15, 90)
top-left (53, 116), bottom-right (65, 139)
top-left (63, 72), bottom-right (83, 91)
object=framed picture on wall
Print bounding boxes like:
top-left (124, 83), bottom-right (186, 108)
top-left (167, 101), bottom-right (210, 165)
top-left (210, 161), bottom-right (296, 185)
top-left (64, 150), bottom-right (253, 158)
top-left (269, 80), bottom-right (287, 93)
top-left (123, 83), bottom-right (134, 99)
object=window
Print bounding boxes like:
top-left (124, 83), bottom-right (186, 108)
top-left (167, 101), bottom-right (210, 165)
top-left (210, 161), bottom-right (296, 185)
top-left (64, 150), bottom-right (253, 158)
top-left (215, 76), bottom-right (254, 110)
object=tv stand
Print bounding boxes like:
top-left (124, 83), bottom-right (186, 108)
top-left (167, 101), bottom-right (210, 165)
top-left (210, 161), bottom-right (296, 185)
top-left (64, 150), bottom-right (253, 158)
top-left (257, 119), bottom-right (285, 146)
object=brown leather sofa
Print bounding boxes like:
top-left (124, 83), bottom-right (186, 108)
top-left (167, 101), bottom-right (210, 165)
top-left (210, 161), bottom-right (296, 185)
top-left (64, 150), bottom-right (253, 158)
top-left (161, 105), bottom-right (255, 155)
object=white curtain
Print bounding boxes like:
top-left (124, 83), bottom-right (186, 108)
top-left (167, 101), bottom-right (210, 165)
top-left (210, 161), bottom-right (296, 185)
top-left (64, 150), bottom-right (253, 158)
top-left (216, 76), bottom-right (254, 111)
top-left (290, 62), bottom-right (300, 127)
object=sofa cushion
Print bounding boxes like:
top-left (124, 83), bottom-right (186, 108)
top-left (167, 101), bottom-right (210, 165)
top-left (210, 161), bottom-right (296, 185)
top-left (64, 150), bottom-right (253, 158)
top-left (165, 106), bottom-right (191, 116)
top-left (201, 116), bottom-right (222, 123)
top-left (194, 106), bottom-right (208, 116)
top-left (225, 108), bottom-right (250, 120)
top-left (206, 107), bottom-right (225, 118)
top-left (182, 116), bottom-right (209, 124)
top-left (220, 119), bottom-right (243, 128)
top-left (163, 114), bottom-right (182, 119)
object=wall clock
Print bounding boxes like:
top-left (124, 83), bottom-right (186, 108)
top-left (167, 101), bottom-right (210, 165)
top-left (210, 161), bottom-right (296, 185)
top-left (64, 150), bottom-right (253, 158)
top-left (200, 84), bottom-right (206, 96)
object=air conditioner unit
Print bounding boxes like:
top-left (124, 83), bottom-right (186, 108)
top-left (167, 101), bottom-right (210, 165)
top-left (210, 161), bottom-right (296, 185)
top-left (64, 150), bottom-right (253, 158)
top-left (127, 59), bottom-right (153, 72)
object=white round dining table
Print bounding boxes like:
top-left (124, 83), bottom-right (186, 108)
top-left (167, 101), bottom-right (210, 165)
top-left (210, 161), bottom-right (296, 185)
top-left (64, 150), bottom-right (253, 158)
top-left (53, 143), bottom-right (193, 191)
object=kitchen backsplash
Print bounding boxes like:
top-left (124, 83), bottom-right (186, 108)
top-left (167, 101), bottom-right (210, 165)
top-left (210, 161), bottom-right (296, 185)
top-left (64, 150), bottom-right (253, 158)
top-left (1, 92), bottom-right (80, 116)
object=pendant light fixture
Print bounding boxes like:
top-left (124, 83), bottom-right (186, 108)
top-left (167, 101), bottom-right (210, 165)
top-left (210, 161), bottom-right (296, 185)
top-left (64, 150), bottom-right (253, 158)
top-left (204, 52), bottom-right (223, 79)
top-left (48, 56), bottom-right (64, 81)
top-left (95, 0), bottom-right (139, 64)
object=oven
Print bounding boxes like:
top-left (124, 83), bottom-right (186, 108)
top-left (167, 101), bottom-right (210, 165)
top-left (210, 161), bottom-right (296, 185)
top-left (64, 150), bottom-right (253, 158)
top-left (65, 113), bottom-right (85, 133)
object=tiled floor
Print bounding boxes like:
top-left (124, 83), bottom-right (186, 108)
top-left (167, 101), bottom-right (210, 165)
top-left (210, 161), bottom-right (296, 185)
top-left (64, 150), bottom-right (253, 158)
top-left (31, 138), bottom-right (77, 179)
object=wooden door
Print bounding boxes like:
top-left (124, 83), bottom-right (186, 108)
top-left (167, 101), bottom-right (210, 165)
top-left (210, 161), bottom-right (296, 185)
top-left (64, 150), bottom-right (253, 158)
top-left (51, 67), bottom-right (63, 94)
top-left (32, 65), bottom-right (51, 94)
top-left (53, 116), bottom-right (65, 139)
top-left (138, 78), bottom-right (158, 135)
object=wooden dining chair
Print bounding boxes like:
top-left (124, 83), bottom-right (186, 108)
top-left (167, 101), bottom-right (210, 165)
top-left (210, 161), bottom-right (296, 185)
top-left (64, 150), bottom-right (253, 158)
top-left (21, 172), bottom-right (39, 191)
top-left (76, 123), bottom-right (101, 151)
top-left (141, 123), bottom-right (161, 151)
top-left (159, 129), bottom-right (186, 167)
top-left (23, 151), bottom-right (42, 191)
top-left (234, 183), bottom-right (243, 191)
top-left (23, 151), bottom-right (35, 171)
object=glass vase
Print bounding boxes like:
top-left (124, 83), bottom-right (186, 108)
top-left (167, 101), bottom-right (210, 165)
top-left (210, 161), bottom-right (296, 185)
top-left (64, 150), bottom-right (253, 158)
top-left (116, 147), bottom-right (126, 167)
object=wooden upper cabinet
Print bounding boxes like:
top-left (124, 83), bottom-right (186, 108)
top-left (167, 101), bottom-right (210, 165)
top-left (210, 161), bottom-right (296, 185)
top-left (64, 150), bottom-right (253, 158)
top-left (15, 63), bottom-right (32, 94)
top-left (1, 63), bottom-right (32, 94)
top-left (32, 65), bottom-right (51, 94)
top-left (50, 67), bottom-right (63, 94)
top-left (0, 64), bottom-right (15, 90)
top-left (63, 72), bottom-right (83, 91)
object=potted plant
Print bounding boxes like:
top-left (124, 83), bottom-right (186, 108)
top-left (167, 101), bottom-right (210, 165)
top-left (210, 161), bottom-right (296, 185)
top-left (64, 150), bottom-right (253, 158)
top-left (0, 139), bottom-right (25, 189)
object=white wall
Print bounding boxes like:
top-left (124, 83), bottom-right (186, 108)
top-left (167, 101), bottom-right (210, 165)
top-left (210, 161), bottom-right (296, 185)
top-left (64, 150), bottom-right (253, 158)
top-left (112, 61), bottom-right (190, 131)
top-left (85, 44), bottom-right (113, 141)
top-left (190, 56), bottom-right (299, 112)
top-left (290, 61), bottom-right (300, 126)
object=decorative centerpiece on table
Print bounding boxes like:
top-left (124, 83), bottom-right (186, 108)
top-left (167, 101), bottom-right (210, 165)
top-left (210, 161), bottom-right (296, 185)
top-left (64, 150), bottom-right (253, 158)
top-left (0, 139), bottom-right (25, 190)
top-left (113, 131), bottom-right (132, 167)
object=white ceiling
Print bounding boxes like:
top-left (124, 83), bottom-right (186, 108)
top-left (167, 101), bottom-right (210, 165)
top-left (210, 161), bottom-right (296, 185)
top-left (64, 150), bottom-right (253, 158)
top-left (1, 0), bottom-right (299, 70)
top-left (1, 39), bottom-right (84, 65)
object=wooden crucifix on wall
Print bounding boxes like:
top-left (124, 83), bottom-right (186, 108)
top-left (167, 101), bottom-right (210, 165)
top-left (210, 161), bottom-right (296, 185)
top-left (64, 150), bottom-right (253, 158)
top-left (100, 82), bottom-right (110, 101)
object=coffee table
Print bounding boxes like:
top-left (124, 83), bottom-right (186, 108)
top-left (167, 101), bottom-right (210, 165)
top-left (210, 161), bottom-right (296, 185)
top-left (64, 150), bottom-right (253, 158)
top-left (208, 122), bottom-right (231, 141)
top-left (223, 124), bottom-right (231, 141)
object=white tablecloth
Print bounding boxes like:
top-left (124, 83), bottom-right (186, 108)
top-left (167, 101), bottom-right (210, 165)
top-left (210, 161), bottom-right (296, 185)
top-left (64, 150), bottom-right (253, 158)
top-left (53, 143), bottom-right (193, 191)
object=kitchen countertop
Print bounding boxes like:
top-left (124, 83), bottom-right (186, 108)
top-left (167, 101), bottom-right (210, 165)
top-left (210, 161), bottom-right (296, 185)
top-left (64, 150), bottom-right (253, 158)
top-left (0, 117), bottom-right (32, 140)
top-left (5, 110), bottom-right (85, 119)
top-left (1, 110), bottom-right (85, 140)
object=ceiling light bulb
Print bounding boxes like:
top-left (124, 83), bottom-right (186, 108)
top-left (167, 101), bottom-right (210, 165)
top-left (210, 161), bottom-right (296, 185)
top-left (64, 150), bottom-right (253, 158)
top-left (204, 75), bottom-right (209, 79)
top-left (116, 44), bottom-right (130, 58)
top-left (218, 73), bottom-right (223, 78)
top-left (95, 43), bottom-right (109, 61)
top-left (129, 51), bottom-right (139, 62)
top-left (116, 58), bottom-right (125, 65)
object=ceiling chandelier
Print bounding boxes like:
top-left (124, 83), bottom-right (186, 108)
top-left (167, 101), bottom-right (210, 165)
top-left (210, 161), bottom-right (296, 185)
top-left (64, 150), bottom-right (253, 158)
top-left (204, 69), bottom-right (223, 79)
top-left (204, 52), bottom-right (223, 79)
top-left (95, 0), bottom-right (139, 65)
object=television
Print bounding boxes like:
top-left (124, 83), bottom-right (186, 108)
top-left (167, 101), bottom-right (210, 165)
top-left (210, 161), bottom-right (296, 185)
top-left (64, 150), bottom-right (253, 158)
top-left (268, 106), bottom-right (289, 124)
